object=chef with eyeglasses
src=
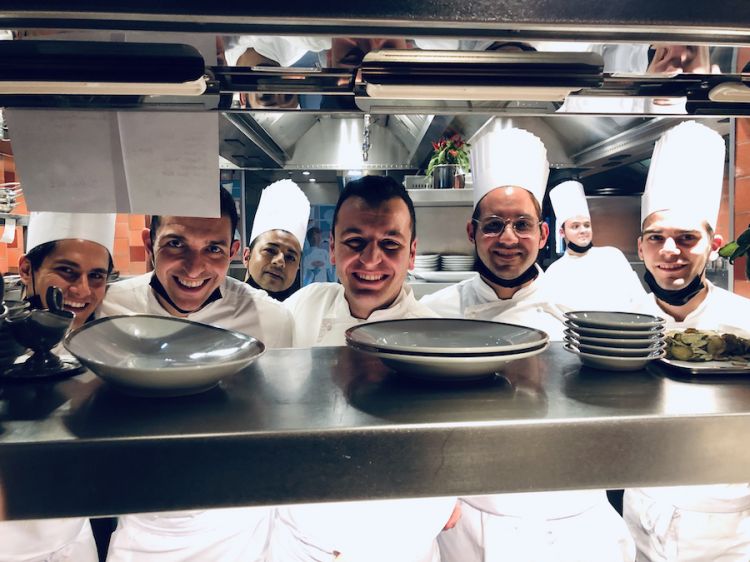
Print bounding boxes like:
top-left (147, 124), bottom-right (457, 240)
top-left (543, 180), bottom-right (646, 312)
top-left (421, 126), bottom-right (566, 341)
top-left (422, 126), bottom-right (635, 562)
top-left (1, 212), bottom-right (115, 562)
top-left (624, 121), bottom-right (750, 562)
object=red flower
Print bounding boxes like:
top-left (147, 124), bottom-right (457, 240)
top-left (448, 149), bottom-right (458, 157)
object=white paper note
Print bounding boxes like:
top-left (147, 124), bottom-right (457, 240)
top-left (1, 217), bottom-right (16, 243)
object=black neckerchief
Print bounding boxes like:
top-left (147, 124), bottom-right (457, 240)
top-left (246, 275), bottom-right (297, 302)
top-left (25, 294), bottom-right (44, 310)
top-left (149, 274), bottom-right (222, 315)
top-left (474, 256), bottom-right (539, 289)
top-left (567, 241), bottom-right (593, 254)
top-left (643, 270), bottom-right (706, 306)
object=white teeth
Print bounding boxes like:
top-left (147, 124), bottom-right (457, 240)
top-left (64, 300), bottom-right (86, 309)
top-left (357, 273), bottom-right (384, 281)
top-left (177, 278), bottom-right (204, 288)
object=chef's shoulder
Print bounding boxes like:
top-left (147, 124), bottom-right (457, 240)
top-left (283, 282), bottom-right (343, 317)
top-left (223, 276), bottom-right (293, 320)
top-left (98, 273), bottom-right (152, 317)
top-left (593, 246), bottom-right (633, 268)
top-left (419, 281), bottom-right (464, 318)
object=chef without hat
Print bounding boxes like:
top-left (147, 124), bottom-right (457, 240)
top-left (26, 212), bottom-right (116, 255)
top-left (250, 179), bottom-right (311, 248)
top-left (550, 180), bottom-right (589, 226)
top-left (641, 121), bottom-right (726, 229)
top-left (471, 127), bottom-right (550, 210)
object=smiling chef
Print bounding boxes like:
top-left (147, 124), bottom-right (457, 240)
top-left (243, 179), bottom-right (310, 301)
top-left (624, 121), bottom-right (750, 562)
top-left (272, 174), bottom-right (459, 562)
top-left (421, 126), bottom-right (566, 340)
top-left (422, 126), bottom-right (635, 562)
top-left (543, 179), bottom-right (645, 311)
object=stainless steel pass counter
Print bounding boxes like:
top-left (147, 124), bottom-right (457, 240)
top-left (1, 344), bottom-right (750, 520)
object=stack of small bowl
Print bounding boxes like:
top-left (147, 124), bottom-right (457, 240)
top-left (0, 300), bottom-right (31, 371)
top-left (564, 311), bottom-right (666, 371)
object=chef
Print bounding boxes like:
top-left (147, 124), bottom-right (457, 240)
top-left (271, 174), bottom-right (458, 561)
top-left (2, 212), bottom-right (115, 562)
top-left (423, 127), bottom-right (635, 562)
top-left (99, 187), bottom-right (293, 562)
top-left (421, 126), bottom-right (566, 341)
top-left (624, 121), bottom-right (750, 561)
top-left (544, 180), bottom-right (645, 311)
top-left (19, 211), bottom-right (115, 330)
top-left (243, 179), bottom-right (310, 301)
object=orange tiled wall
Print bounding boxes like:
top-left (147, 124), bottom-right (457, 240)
top-left (736, 49), bottom-right (750, 298)
top-left (1, 139), bottom-right (149, 276)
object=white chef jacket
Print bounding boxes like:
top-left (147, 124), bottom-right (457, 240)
top-left (283, 282), bottom-right (437, 347)
top-left (99, 272), bottom-right (293, 348)
top-left (99, 273), bottom-right (293, 562)
top-left (420, 266), bottom-right (567, 341)
top-left (272, 282), bottom-right (456, 562)
top-left (0, 518), bottom-right (98, 562)
top-left (624, 282), bottom-right (750, 562)
top-left (543, 247), bottom-right (646, 312)
top-left (422, 270), bottom-right (633, 562)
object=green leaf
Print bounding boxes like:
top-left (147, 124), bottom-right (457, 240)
top-left (719, 241), bottom-right (739, 259)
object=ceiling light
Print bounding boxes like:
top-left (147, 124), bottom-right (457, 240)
top-left (302, 171), bottom-right (311, 176)
top-left (309, 178), bottom-right (316, 183)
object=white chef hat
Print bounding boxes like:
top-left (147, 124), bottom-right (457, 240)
top-left (471, 127), bottom-right (550, 210)
top-left (641, 121), bottom-right (726, 229)
top-left (250, 179), bottom-right (311, 248)
top-left (550, 181), bottom-right (589, 226)
top-left (230, 36), bottom-right (331, 67)
top-left (26, 212), bottom-right (116, 255)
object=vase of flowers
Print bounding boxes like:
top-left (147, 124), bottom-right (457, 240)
top-left (426, 134), bottom-right (470, 189)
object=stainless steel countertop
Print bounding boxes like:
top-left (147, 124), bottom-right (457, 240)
top-left (1, 344), bottom-right (750, 520)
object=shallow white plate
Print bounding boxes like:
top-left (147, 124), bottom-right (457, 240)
top-left (565, 337), bottom-right (665, 357)
top-left (564, 343), bottom-right (665, 371)
top-left (346, 318), bottom-right (548, 355)
top-left (354, 342), bottom-right (549, 380)
top-left (659, 357), bottom-right (750, 375)
top-left (564, 329), bottom-right (663, 348)
top-left (65, 315), bottom-right (265, 397)
top-left (565, 311), bottom-right (665, 330)
top-left (410, 271), bottom-right (477, 283)
top-left (565, 321), bottom-right (664, 339)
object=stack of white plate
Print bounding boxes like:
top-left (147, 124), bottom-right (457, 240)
top-left (564, 311), bottom-right (666, 371)
top-left (440, 254), bottom-right (474, 271)
top-left (414, 254), bottom-right (439, 271)
top-left (346, 318), bottom-right (549, 381)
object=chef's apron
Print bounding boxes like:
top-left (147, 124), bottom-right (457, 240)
top-left (0, 518), bottom-right (98, 562)
top-left (623, 488), bottom-right (750, 562)
top-left (439, 492), bottom-right (635, 562)
top-left (106, 506), bottom-right (272, 562)
top-left (270, 497), bottom-right (454, 562)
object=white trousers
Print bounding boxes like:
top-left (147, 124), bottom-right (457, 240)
top-left (438, 497), bottom-right (635, 562)
top-left (0, 518), bottom-right (97, 562)
top-left (623, 488), bottom-right (750, 562)
top-left (106, 507), bottom-right (272, 562)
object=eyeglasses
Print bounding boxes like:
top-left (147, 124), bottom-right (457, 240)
top-left (472, 216), bottom-right (541, 238)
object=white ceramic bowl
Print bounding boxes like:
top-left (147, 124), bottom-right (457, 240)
top-left (346, 318), bottom-right (548, 355)
top-left (565, 337), bottom-right (665, 357)
top-left (564, 343), bottom-right (664, 371)
top-left (64, 315), bottom-right (265, 396)
top-left (563, 329), bottom-right (663, 348)
top-left (565, 311), bottom-right (665, 330)
top-left (352, 342), bottom-right (549, 381)
top-left (565, 321), bottom-right (665, 339)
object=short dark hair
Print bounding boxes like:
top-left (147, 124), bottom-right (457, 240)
top-left (332, 176), bottom-right (416, 241)
top-left (150, 187), bottom-right (239, 245)
top-left (25, 240), bottom-right (114, 274)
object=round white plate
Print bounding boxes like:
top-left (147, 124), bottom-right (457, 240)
top-left (355, 342), bottom-right (549, 380)
top-left (564, 343), bottom-right (664, 371)
top-left (564, 329), bottom-right (663, 348)
top-left (346, 318), bottom-right (549, 355)
top-left (565, 321), bottom-right (664, 339)
top-left (410, 271), bottom-right (477, 283)
top-left (565, 311), bottom-right (665, 330)
top-left (565, 337), bottom-right (665, 357)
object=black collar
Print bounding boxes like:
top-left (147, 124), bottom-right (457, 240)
top-left (643, 270), bottom-right (706, 307)
top-left (567, 241), bottom-right (593, 254)
top-left (246, 275), bottom-right (297, 302)
top-left (474, 256), bottom-right (539, 289)
top-left (149, 274), bottom-right (222, 315)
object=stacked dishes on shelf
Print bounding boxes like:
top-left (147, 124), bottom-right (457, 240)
top-left (564, 311), bottom-right (666, 371)
top-left (414, 254), bottom-right (439, 272)
top-left (440, 254), bottom-right (475, 271)
top-left (345, 318), bottom-right (549, 381)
